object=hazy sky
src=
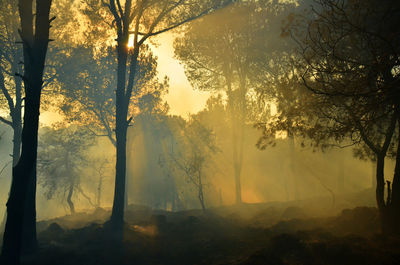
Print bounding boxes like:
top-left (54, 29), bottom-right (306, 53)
top-left (39, 32), bottom-right (210, 125)
top-left (151, 33), bottom-right (211, 118)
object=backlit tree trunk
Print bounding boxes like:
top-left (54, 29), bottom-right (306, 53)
top-left (1, 0), bottom-right (52, 264)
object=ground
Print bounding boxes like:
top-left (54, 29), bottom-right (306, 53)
top-left (4, 192), bottom-right (400, 265)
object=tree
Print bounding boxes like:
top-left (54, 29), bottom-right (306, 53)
top-left (165, 117), bottom-right (218, 212)
top-left (258, 0), bottom-right (400, 233)
top-left (37, 126), bottom-right (96, 215)
top-left (0, 0), bottom-right (23, 167)
top-left (174, 0), bottom-right (283, 203)
top-left (0, 0), bottom-right (24, 239)
top-left (57, 44), bottom-right (161, 147)
top-left (1, 0), bottom-right (53, 264)
top-left (97, 0), bottom-right (235, 233)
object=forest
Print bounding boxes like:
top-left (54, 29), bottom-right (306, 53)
top-left (0, 0), bottom-right (399, 264)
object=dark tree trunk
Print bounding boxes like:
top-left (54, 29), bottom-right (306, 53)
top-left (198, 170), bottom-right (206, 212)
top-left (288, 133), bottom-right (298, 200)
top-left (2, 90), bottom-right (41, 265)
top-left (1, 0), bottom-right (52, 264)
top-left (21, 168), bottom-right (37, 254)
top-left (381, 120), bottom-right (400, 234)
top-left (371, 159), bottom-right (377, 189)
top-left (109, 32), bottom-right (130, 234)
top-left (108, 2), bottom-right (139, 233)
top-left (11, 63), bottom-right (23, 167)
top-left (110, 122), bottom-right (127, 233)
top-left (376, 153), bottom-right (386, 212)
top-left (226, 77), bottom-right (243, 204)
top-left (67, 184), bottom-right (75, 215)
top-left (97, 177), bottom-right (103, 208)
top-left (390, 121), bottom-right (400, 210)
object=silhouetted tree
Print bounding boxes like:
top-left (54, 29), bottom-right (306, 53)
top-left (1, 0), bottom-right (53, 264)
top-left (0, 0), bottom-right (24, 167)
top-left (37, 126), bottom-right (96, 215)
top-left (163, 117), bottom-right (218, 212)
top-left (174, 0), bottom-right (291, 203)
top-left (257, 0), bottom-right (400, 233)
top-left (98, 0), bottom-right (235, 233)
top-left (57, 45), bottom-right (161, 147)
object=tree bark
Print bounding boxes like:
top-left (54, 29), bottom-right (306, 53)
top-left (1, 0), bottom-right (52, 264)
top-left (21, 168), bottom-right (37, 254)
top-left (110, 122), bottom-right (127, 233)
top-left (109, 36), bottom-right (130, 234)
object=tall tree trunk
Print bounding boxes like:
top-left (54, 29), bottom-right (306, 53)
top-left (1, 0), bottom-right (52, 264)
top-left (11, 61), bottom-right (23, 167)
top-left (109, 22), bottom-right (131, 234)
top-left (67, 184), bottom-right (75, 215)
top-left (198, 170), bottom-right (206, 212)
top-left (384, 120), bottom-right (400, 234)
top-left (371, 158), bottom-right (377, 189)
top-left (110, 122), bottom-right (127, 232)
top-left (21, 168), bottom-right (37, 254)
top-left (226, 76), bottom-right (243, 204)
top-left (97, 176), bottom-right (103, 208)
top-left (390, 121), bottom-right (400, 210)
top-left (376, 153), bottom-right (386, 213)
top-left (2, 90), bottom-right (42, 265)
top-left (288, 133), bottom-right (298, 200)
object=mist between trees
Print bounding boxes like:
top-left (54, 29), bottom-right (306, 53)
top-left (0, 0), bottom-right (399, 264)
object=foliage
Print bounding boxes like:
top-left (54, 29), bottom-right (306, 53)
top-left (37, 125), bottom-right (95, 208)
top-left (256, 0), bottom-right (400, 158)
top-left (56, 44), bottom-right (167, 146)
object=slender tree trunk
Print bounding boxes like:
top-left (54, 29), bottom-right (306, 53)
top-left (109, 11), bottom-right (140, 231)
top-left (1, 0), bottom-right (52, 263)
top-left (108, 10), bottom-right (132, 231)
top-left (11, 69), bottom-right (23, 167)
top-left (125, 169), bottom-right (129, 210)
top-left (226, 76), bottom-right (243, 204)
top-left (288, 133), bottom-right (298, 200)
top-left (371, 158), bottom-right (377, 189)
top-left (198, 170), bottom-right (206, 212)
top-left (390, 121), bottom-right (400, 210)
top-left (0, 26), bottom-right (24, 239)
top-left (12, 123), bottom-right (22, 166)
top-left (384, 120), bottom-right (400, 234)
top-left (376, 153), bottom-right (386, 213)
top-left (97, 177), bottom-right (103, 208)
top-left (110, 123), bottom-right (127, 232)
top-left (67, 184), bottom-right (75, 215)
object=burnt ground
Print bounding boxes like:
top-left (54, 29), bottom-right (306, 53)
top-left (4, 194), bottom-right (400, 265)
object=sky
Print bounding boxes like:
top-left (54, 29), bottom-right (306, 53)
top-left (39, 32), bottom-right (210, 126)
top-left (151, 33), bottom-right (211, 118)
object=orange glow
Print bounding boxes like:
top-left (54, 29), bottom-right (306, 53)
top-left (242, 189), bottom-right (263, 203)
top-left (128, 35), bottom-right (134, 48)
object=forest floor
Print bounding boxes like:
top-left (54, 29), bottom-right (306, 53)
top-left (5, 190), bottom-right (400, 265)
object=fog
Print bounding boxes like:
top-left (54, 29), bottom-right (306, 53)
top-left (0, 0), bottom-right (399, 264)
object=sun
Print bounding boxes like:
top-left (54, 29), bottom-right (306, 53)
top-left (128, 35), bottom-right (134, 48)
